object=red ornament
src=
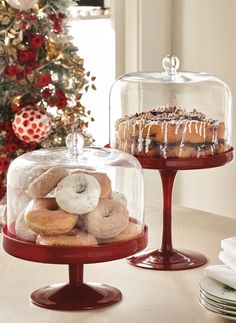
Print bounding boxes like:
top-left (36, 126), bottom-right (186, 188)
top-left (0, 185), bottom-right (6, 200)
top-left (29, 33), bottom-right (45, 48)
top-left (12, 106), bottom-right (51, 143)
top-left (35, 73), bottom-right (52, 87)
top-left (18, 50), bottom-right (36, 65)
top-left (4, 65), bottom-right (21, 77)
top-left (0, 157), bottom-right (10, 173)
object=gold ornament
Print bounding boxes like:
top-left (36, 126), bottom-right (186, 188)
top-left (45, 40), bottom-right (59, 61)
top-left (5, 28), bottom-right (23, 46)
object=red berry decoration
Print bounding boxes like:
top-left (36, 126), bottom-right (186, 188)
top-left (12, 106), bottom-right (51, 143)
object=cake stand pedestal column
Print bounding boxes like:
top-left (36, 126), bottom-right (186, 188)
top-left (128, 168), bottom-right (207, 270)
top-left (127, 150), bottom-right (234, 270)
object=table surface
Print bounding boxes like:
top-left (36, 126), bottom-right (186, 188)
top-left (1, 205), bottom-right (236, 323)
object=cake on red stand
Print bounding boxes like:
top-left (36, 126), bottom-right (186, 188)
top-left (109, 55), bottom-right (234, 270)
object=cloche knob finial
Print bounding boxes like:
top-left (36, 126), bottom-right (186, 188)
top-left (66, 132), bottom-right (84, 156)
top-left (162, 55), bottom-right (180, 74)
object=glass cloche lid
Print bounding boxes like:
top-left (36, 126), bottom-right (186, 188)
top-left (109, 55), bottom-right (232, 159)
top-left (7, 133), bottom-right (145, 247)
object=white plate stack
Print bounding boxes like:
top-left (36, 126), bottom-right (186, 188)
top-left (199, 276), bottom-right (236, 321)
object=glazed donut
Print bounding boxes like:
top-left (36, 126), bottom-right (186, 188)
top-left (84, 199), bottom-right (129, 239)
top-left (24, 198), bottom-right (77, 235)
top-left (99, 222), bottom-right (142, 244)
top-left (36, 229), bottom-right (97, 247)
top-left (70, 169), bottom-right (112, 199)
top-left (55, 173), bottom-right (101, 214)
top-left (15, 212), bottom-right (38, 242)
top-left (109, 191), bottom-right (127, 206)
top-left (27, 167), bottom-right (68, 198)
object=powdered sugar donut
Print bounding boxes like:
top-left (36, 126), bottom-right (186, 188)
top-left (0, 203), bottom-right (7, 226)
top-left (36, 229), bottom-right (97, 247)
top-left (24, 198), bottom-right (77, 235)
top-left (84, 199), bottom-right (129, 239)
top-left (89, 172), bottom-right (112, 198)
top-left (99, 222), bottom-right (142, 244)
top-left (109, 191), bottom-right (127, 206)
top-left (28, 167), bottom-right (68, 198)
top-left (7, 188), bottom-right (31, 220)
top-left (76, 215), bottom-right (86, 230)
top-left (15, 212), bottom-right (38, 242)
top-left (55, 173), bottom-right (101, 214)
top-left (70, 169), bottom-right (112, 198)
top-left (8, 165), bottom-right (48, 190)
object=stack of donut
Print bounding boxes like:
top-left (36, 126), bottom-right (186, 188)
top-left (14, 166), bottom-right (141, 247)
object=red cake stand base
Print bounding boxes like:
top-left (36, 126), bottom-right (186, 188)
top-left (31, 283), bottom-right (121, 310)
top-left (31, 264), bottom-right (122, 310)
top-left (3, 224), bottom-right (148, 310)
top-left (128, 148), bottom-right (233, 271)
top-left (128, 249), bottom-right (207, 270)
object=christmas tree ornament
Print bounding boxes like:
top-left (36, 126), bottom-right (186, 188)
top-left (12, 106), bottom-right (51, 143)
top-left (5, 0), bottom-right (38, 10)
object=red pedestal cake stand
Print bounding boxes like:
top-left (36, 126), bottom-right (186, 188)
top-left (127, 148), bottom-right (234, 271)
top-left (2, 224), bottom-right (148, 310)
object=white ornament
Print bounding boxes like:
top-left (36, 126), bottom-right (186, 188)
top-left (6, 0), bottom-right (38, 10)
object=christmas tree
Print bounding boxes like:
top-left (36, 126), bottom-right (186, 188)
top-left (0, 0), bottom-right (96, 200)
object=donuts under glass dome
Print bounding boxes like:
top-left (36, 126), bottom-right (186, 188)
top-left (4, 133), bottom-right (148, 310)
top-left (7, 133), bottom-right (145, 246)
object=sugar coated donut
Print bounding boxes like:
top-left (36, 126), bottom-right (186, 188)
top-left (28, 167), bottom-right (68, 198)
top-left (8, 165), bottom-right (48, 190)
top-left (15, 212), bottom-right (38, 242)
top-left (55, 173), bottom-right (101, 214)
top-left (7, 188), bottom-right (31, 220)
top-left (76, 215), bottom-right (85, 230)
top-left (70, 169), bottom-right (112, 198)
top-left (84, 199), bottom-right (129, 239)
top-left (24, 198), bottom-right (77, 235)
top-left (0, 203), bottom-right (7, 226)
top-left (109, 191), bottom-right (127, 206)
top-left (91, 172), bottom-right (112, 198)
top-left (36, 229), bottom-right (97, 247)
top-left (99, 222), bottom-right (142, 244)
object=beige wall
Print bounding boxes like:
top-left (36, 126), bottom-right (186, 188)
top-left (117, 0), bottom-right (236, 217)
top-left (172, 0), bottom-right (236, 218)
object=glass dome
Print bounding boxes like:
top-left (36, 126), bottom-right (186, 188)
top-left (7, 133), bottom-right (144, 247)
top-left (110, 55), bottom-right (232, 159)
